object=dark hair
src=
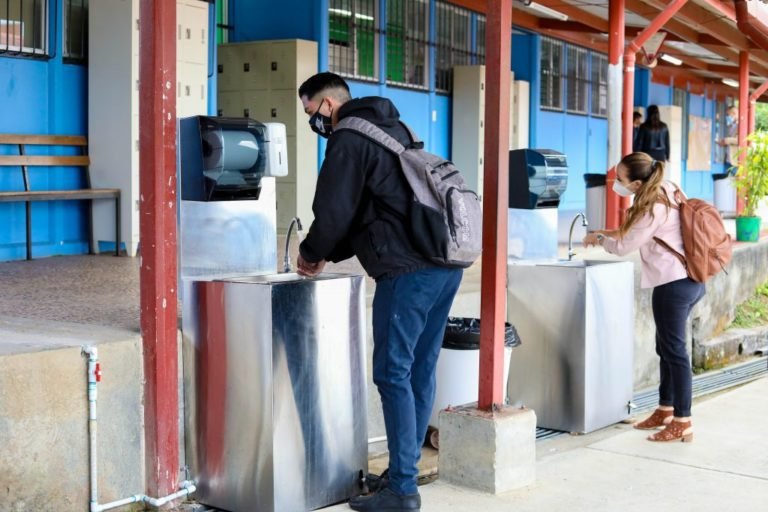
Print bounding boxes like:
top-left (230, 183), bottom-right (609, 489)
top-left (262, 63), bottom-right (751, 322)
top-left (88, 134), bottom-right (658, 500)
top-left (633, 112), bottom-right (642, 121)
top-left (619, 152), bottom-right (669, 236)
top-left (643, 105), bottom-right (665, 130)
top-left (298, 72), bottom-right (351, 102)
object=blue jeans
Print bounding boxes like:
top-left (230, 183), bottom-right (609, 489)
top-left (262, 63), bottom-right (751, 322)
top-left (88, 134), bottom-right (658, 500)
top-left (372, 267), bottom-right (463, 495)
top-left (652, 277), bottom-right (706, 417)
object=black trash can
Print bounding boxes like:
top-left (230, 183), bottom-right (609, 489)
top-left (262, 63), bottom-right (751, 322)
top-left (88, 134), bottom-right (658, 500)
top-left (584, 173), bottom-right (606, 230)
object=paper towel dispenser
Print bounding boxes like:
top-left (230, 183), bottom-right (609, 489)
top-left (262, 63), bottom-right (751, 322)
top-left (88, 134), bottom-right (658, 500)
top-left (508, 149), bottom-right (568, 209)
top-left (179, 116), bottom-right (288, 201)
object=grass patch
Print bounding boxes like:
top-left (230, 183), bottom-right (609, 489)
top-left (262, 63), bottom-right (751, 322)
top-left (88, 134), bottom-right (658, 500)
top-left (732, 281), bottom-right (768, 328)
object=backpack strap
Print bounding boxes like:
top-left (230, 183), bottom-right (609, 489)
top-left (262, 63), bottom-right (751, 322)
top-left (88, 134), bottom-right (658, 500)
top-left (335, 116), bottom-right (407, 155)
top-left (653, 236), bottom-right (688, 269)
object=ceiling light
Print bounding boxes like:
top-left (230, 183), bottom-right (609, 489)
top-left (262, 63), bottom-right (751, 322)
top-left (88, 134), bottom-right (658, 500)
top-left (329, 8), bottom-right (352, 17)
top-left (722, 78), bottom-right (739, 88)
top-left (527, 2), bottom-right (569, 22)
top-left (329, 8), bottom-right (374, 21)
top-left (660, 54), bottom-right (683, 66)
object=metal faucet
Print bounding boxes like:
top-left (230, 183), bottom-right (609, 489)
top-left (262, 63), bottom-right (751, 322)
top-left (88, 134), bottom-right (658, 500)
top-left (568, 212), bottom-right (589, 261)
top-left (283, 217), bottom-right (303, 273)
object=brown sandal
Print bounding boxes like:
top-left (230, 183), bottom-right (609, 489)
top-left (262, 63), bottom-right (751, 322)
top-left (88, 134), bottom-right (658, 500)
top-left (647, 420), bottom-right (693, 442)
top-left (633, 408), bottom-right (673, 430)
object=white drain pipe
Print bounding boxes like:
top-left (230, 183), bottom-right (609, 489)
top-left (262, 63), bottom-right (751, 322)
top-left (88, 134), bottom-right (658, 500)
top-left (82, 346), bottom-right (196, 512)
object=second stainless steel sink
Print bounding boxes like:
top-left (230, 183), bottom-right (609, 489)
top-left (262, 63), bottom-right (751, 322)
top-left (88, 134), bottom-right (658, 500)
top-left (507, 259), bottom-right (634, 433)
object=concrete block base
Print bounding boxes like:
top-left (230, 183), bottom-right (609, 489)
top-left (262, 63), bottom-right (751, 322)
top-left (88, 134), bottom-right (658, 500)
top-left (438, 404), bottom-right (536, 494)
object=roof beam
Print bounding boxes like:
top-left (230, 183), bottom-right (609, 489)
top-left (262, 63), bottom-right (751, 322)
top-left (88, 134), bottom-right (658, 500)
top-left (532, 0), bottom-right (608, 32)
top-left (626, 0), bottom-right (768, 77)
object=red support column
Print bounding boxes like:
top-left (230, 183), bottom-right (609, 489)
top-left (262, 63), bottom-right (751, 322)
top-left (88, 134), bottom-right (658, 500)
top-left (139, 0), bottom-right (179, 497)
top-left (737, 51), bottom-right (749, 214)
top-left (605, 0), bottom-right (624, 230)
top-left (748, 81), bottom-right (768, 136)
top-left (611, 0), bottom-right (688, 225)
top-left (478, 0), bottom-right (512, 411)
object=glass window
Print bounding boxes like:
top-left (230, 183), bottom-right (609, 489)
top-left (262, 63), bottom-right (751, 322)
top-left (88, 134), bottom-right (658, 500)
top-left (386, 0), bottom-right (429, 89)
top-left (540, 37), bottom-right (563, 111)
top-left (216, 0), bottom-right (230, 44)
top-left (435, 1), bottom-right (475, 93)
top-left (566, 46), bottom-right (588, 114)
top-left (0, 0), bottom-right (49, 57)
top-left (590, 53), bottom-right (608, 117)
top-left (64, 0), bottom-right (87, 62)
top-left (329, 0), bottom-right (379, 80)
top-left (476, 14), bottom-right (485, 65)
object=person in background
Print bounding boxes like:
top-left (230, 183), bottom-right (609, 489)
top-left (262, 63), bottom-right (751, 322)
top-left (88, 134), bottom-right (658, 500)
top-left (583, 152), bottom-right (705, 443)
top-left (633, 111), bottom-right (643, 152)
top-left (718, 105), bottom-right (739, 173)
top-left (635, 105), bottom-right (670, 164)
top-left (297, 72), bottom-right (463, 512)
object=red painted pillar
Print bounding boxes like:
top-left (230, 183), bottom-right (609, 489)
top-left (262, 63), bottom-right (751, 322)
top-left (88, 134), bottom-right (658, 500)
top-left (614, 0), bottom-right (689, 226)
top-left (478, 0), bottom-right (512, 411)
top-left (139, 0), bottom-right (179, 497)
top-left (748, 81), bottom-right (768, 136)
top-left (737, 51), bottom-right (749, 214)
top-left (605, 0), bottom-right (624, 230)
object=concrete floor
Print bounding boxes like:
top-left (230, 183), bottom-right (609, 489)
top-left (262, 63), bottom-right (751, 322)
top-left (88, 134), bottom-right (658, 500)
top-left (325, 376), bottom-right (768, 512)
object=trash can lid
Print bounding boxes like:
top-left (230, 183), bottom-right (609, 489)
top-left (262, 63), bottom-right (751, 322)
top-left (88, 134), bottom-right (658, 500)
top-left (583, 173), bottom-right (607, 188)
top-left (712, 173), bottom-right (730, 180)
top-left (443, 317), bottom-right (522, 350)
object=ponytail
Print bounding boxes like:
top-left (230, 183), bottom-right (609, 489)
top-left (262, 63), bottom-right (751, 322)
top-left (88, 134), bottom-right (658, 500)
top-left (619, 153), bottom-right (670, 237)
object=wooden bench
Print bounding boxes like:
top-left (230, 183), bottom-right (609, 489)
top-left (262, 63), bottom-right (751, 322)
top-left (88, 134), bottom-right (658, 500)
top-left (0, 135), bottom-right (120, 259)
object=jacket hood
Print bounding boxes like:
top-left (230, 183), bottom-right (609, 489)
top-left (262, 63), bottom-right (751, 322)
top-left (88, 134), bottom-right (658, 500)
top-left (337, 97), bottom-right (401, 128)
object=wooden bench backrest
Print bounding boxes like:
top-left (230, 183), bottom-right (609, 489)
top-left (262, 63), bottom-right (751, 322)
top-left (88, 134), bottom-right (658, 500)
top-left (0, 135), bottom-right (89, 167)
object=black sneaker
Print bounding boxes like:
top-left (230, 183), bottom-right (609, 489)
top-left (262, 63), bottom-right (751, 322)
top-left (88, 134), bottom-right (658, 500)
top-left (364, 469), bottom-right (389, 493)
top-left (348, 487), bottom-right (421, 512)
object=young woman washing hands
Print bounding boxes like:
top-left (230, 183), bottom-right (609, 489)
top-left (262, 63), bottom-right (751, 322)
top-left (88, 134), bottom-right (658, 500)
top-left (583, 152), bottom-right (704, 443)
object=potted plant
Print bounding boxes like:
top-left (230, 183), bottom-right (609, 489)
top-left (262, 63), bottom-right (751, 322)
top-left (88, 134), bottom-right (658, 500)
top-left (734, 131), bottom-right (768, 241)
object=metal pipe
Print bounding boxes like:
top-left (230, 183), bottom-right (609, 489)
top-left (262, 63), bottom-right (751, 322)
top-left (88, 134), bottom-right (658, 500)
top-left (82, 346), bottom-right (196, 511)
top-left (283, 217), bottom-right (303, 273)
top-left (605, 0), bottom-right (624, 230)
top-left (567, 213), bottom-right (588, 261)
top-left (615, 0), bottom-right (688, 227)
top-left (83, 346), bottom-right (99, 512)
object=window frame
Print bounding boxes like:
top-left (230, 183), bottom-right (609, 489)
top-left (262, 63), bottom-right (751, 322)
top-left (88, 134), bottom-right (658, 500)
top-left (386, 0), bottom-right (430, 90)
top-left (590, 53), bottom-right (608, 118)
top-left (63, 0), bottom-right (87, 63)
top-left (434, 0), bottom-right (475, 93)
top-left (0, 0), bottom-right (50, 58)
top-left (328, 0), bottom-right (380, 82)
top-left (540, 37), bottom-right (564, 111)
top-left (566, 45), bottom-right (589, 115)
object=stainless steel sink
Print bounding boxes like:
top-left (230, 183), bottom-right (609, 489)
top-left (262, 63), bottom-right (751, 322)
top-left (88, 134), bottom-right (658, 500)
top-left (224, 272), bottom-right (343, 284)
top-left (183, 272), bottom-right (367, 512)
top-left (507, 259), bottom-right (634, 433)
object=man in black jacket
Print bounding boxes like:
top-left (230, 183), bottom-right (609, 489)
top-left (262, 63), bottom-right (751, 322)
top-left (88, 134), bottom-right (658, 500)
top-left (297, 72), bottom-right (463, 512)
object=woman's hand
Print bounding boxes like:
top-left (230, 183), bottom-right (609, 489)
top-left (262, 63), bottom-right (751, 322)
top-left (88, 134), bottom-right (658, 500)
top-left (583, 232), bottom-right (603, 248)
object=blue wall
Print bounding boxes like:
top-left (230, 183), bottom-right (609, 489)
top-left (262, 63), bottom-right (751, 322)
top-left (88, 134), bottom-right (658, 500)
top-left (231, 0), bottom-right (327, 43)
top-left (648, 81), bottom-right (672, 106)
top-left (0, 2), bottom-right (89, 261)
